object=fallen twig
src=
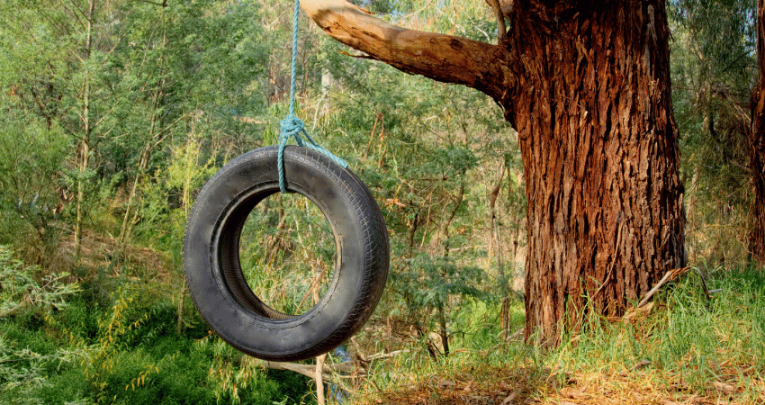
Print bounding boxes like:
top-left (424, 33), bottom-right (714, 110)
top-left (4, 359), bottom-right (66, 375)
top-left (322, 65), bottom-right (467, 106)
top-left (637, 266), bottom-right (691, 308)
top-left (505, 327), bottom-right (524, 342)
top-left (257, 359), bottom-right (363, 382)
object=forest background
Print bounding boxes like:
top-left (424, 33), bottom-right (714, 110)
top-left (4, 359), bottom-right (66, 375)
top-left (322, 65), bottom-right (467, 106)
top-left (1, 0), bottom-right (764, 404)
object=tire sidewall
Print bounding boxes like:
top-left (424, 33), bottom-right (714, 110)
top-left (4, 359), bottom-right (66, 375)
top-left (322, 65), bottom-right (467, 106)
top-left (184, 146), bottom-right (388, 361)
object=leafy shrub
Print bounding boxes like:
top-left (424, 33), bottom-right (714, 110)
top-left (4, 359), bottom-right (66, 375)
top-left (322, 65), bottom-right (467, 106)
top-left (0, 245), bottom-right (83, 403)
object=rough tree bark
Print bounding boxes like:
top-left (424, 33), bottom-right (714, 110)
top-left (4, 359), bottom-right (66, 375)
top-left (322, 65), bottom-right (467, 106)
top-left (301, 0), bottom-right (686, 345)
top-left (508, 2), bottom-right (685, 344)
top-left (750, 0), bottom-right (765, 265)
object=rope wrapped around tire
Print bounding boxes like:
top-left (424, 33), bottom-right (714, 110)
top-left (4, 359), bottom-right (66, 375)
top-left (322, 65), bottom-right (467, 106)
top-left (183, 146), bottom-right (389, 361)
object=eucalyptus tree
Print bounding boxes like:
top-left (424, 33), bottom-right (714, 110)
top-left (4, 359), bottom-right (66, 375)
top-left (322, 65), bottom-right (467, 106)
top-left (0, 13), bottom-right (69, 261)
top-left (0, 0), bottom-right (135, 258)
top-left (1, 1), bottom-right (96, 258)
top-left (670, 0), bottom-right (757, 263)
top-left (108, 1), bottom-right (179, 251)
top-left (301, 0), bottom-right (686, 344)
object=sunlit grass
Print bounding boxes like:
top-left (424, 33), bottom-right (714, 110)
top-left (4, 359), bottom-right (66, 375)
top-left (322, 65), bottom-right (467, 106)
top-left (345, 263), bottom-right (765, 405)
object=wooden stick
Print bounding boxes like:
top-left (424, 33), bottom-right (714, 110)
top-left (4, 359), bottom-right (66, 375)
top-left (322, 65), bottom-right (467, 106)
top-left (637, 266), bottom-right (691, 308)
top-left (258, 359), bottom-right (361, 381)
top-left (366, 349), bottom-right (410, 361)
top-left (316, 354), bottom-right (326, 405)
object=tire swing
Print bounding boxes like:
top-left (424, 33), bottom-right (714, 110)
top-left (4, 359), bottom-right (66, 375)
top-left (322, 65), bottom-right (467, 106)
top-left (182, 0), bottom-right (389, 362)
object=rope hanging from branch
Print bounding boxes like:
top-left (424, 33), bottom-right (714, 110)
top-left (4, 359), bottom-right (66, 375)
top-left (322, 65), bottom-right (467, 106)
top-left (278, 0), bottom-right (347, 193)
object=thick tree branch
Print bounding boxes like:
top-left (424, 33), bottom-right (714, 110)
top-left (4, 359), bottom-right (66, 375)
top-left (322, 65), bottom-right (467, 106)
top-left (300, 0), bottom-right (513, 103)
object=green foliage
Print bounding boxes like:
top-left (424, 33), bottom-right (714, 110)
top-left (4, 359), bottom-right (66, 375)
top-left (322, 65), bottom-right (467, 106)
top-left (238, 192), bottom-right (336, 315)
top-left (670, 0), bottom-right (758, 264)
top-left (0, 246), bottom-right (83, 403)
top-left (0, 96), bottom-right (70, 262)
top-left (0, 327), bottom-right (90, 405)
top-left (393, 255), bottom-right (487, 318)
top-left (0, 273), bottom-right (314, 405)
top-left (0, 246), bottom-right (79, 320)
top-left (308, 21), bottom-right (522, 360)
top-left (2, 0), bottom-right (764, 403)
top-left (201, 335), bottom-right (315, 405)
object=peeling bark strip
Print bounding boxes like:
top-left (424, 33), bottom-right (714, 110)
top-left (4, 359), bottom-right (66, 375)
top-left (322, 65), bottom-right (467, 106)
top-left (302, 0), bottom-right (686, 345)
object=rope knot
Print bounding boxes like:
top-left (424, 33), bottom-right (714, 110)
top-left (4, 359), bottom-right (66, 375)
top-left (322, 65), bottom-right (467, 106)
top-left (279, 115), bottom-right (306, 143)
top-left (277, 114), bottom-right (347, 193)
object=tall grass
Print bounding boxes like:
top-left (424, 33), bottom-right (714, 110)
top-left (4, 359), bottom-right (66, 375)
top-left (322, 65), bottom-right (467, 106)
top-left (346, 263), bottom-right (765, 404)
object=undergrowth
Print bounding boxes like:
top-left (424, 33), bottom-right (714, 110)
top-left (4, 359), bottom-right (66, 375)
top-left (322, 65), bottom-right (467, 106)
top-left (2, 239), bottom-right (764, 404)
top-left (346, 263), bottom-right (765, 405)
top-left (0, 245), bottom-right (316, 405)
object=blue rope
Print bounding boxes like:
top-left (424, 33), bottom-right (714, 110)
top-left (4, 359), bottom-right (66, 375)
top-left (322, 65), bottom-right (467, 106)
top-left (278, 0), bottom-right (347, 193)
top-left (287, 0), bottom-right (300, 116)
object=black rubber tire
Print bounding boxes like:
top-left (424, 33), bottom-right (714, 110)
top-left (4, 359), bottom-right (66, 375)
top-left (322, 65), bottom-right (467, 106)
top-left (183, 146), bottom-right (389, 361)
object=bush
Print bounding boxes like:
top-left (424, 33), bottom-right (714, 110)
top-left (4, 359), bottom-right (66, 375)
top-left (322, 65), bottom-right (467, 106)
top-left (0, 245), bottom-right (83, 403)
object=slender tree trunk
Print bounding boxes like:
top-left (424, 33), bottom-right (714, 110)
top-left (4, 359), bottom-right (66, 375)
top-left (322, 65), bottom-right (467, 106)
top-left (441, 182), bottom-right (465, 257)
top-left (176, 157), bottom-right (194, 335)
top-left (118, 92), bottom-right (167, 251)
top-left (487, 163), bottom-right (504, 268)
top-left (686, 168), bottom-right (700, 262)
top-left (436, 302), bottom-right (450, 357)
top-left (507, 2), bottom-right (686, 344)
top-left (750, 155), bottom-right (765, 263)
top-left (74, 0), bottom-right (97, 259)
top-left (750, 0), bottom-right (765, 265)
top-left (119, 23), bottom-right (169, 251)
top-left (119, 143), bottom-right (150, 248)
top-left (487, 163), bottom-right (510, 296)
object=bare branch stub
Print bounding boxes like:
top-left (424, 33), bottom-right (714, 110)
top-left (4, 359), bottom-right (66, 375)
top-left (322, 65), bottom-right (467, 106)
top-left (485, 0), bottom-right (507, 42)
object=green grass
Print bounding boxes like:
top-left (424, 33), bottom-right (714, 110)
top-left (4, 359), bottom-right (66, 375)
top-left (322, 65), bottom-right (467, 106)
top-left (3, 239), bottom-right (764, 404)
top-left (345, 263), bottom-right (765, 405)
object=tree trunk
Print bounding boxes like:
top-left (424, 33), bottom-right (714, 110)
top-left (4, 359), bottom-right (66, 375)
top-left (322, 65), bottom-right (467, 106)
top-left (508, 2), bottom-right (686, 344)
top-left (301, 0), bottom-right (686, 345)
top-left (750, 0), bottom-right (765, 265)
top-left (74, 0), bottom-right (97, 259)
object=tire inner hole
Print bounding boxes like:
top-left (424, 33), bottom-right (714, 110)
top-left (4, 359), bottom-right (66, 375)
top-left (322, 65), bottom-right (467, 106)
top-left (238, 192), bottom-right (337, 316)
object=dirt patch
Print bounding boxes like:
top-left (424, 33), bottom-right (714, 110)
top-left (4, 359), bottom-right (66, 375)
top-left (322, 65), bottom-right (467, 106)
top-left (50, 227), bottom-right (173, 283)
